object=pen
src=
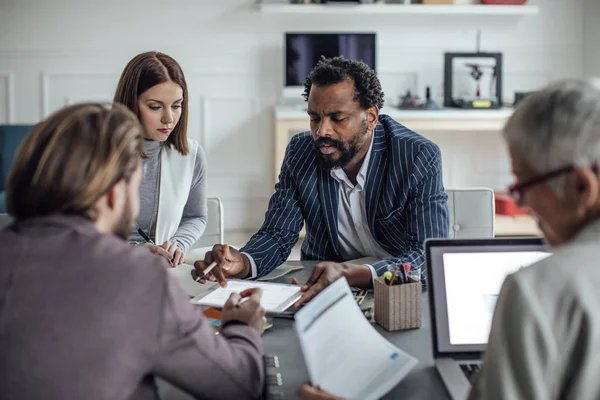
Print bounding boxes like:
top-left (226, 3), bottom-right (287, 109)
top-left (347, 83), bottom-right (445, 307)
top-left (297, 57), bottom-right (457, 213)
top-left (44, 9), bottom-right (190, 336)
top-left (398, 264), bottom-right (408, 285)
top-left (137, 228), bottom-right (155, 245)
top-left (306, 268), bottom-right (325, 290)
top-left (394, 265), bottom-right (406, 285)
top-left (138, 228), bottom-right (176, 266)
top-left (195, 261), bottom-right (218, 282)
top-left (233, 297), bottom-right (253, 309)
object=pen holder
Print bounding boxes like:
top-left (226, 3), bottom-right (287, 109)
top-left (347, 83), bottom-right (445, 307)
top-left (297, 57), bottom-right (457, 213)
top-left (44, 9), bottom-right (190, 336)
top-left (374, 279), bottom-right (422, 331)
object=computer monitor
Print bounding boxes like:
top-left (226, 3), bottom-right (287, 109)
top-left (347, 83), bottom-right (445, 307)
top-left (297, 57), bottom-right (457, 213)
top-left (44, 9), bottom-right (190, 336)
top-left (426, 238), bottom-right (551, 357)
top-left (283, 32), bottom-right (376, 101)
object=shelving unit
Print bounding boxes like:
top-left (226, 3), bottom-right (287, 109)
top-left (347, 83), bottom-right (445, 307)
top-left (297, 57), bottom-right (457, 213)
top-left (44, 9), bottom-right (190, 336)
top-left (258, 3), bottom-right (539, 16)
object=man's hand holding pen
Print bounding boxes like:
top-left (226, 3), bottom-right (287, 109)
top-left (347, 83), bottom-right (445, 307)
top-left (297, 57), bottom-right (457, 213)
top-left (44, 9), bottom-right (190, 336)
top-left (192, 244), bottom-right (251, 287)
top-left (221, 287), bottom-right (266, 334)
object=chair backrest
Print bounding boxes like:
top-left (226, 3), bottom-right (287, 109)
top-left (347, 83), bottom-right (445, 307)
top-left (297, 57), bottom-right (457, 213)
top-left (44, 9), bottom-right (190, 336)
top-left (0, 213), bottom-right (13, 230)
top-left (1, 125), bottom-right (34, 213)
top-left (1, 125), bottom-right (34, 191)
top-left (445, 188), bottom-right (495, 239)
top-left (191, 197), bottom-right (224, 250)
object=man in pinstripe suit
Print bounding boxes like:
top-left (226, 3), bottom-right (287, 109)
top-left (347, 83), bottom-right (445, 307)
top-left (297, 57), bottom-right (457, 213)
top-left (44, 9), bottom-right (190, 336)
top-left (194, 57), bottom-right (449, 305)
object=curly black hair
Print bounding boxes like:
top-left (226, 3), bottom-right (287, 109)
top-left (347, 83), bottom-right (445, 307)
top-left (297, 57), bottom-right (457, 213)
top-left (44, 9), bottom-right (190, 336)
top-left (302, 56), bottom-right (384, 109)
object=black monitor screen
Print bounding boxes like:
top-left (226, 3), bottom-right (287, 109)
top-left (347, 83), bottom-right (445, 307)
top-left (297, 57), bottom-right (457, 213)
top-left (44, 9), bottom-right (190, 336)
top-left (285, 33), bottom-right (376, 87)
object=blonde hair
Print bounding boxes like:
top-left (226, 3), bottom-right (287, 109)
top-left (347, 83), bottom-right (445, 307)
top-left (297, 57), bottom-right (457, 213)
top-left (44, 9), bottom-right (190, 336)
top-left (6, 103), bottom-right (144, 220)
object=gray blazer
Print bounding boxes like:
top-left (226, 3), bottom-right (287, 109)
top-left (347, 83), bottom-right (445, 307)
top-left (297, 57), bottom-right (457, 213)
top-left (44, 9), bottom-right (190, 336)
top-left (0, 215), bottom-right (264, 400)
top-left (469, 219), bottom-right (600, 400)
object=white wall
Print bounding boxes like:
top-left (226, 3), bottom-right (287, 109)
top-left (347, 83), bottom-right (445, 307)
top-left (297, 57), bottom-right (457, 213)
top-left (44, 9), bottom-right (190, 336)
top-left (0, 0), bottom-right (585, 230)
top-left (584, 0), bottom-right (600, 78)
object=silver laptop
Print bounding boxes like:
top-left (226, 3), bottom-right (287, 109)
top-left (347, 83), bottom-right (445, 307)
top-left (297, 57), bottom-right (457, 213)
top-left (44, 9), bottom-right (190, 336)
top-left (425, 237), bottom-right (550, 400)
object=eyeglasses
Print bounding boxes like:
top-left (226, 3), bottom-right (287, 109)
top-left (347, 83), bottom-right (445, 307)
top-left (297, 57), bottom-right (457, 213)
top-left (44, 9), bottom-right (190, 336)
top-left (508, 164), bottom-right (598, 206)
top-left (508, 165), bottom-right (574, 206)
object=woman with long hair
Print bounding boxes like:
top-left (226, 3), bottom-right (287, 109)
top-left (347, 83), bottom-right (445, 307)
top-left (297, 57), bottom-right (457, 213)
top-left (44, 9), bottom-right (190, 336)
top-left (114, 52), bottom-right (207, 266)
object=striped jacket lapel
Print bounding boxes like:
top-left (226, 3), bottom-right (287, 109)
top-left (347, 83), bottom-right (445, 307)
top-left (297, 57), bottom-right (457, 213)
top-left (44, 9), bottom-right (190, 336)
top-left (318, 166), bottom-right (340, 256)
top-left (365, 123), bottom-right (387, 233)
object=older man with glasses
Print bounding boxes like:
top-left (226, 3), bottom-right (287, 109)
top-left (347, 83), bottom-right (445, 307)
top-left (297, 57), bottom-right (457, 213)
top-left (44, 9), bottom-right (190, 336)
top-left (467, 80), bottom-right (600, 400)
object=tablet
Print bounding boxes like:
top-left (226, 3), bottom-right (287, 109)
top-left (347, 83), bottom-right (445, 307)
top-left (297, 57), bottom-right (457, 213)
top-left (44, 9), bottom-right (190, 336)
top-left (190, 280), bottom-right (302, 314)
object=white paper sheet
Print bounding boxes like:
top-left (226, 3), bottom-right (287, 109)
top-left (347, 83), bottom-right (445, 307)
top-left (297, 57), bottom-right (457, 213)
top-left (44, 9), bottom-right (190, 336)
top-left (190, 280), bottom-right (301, 313)
top-left (294, 278), bottom-right (417, 400)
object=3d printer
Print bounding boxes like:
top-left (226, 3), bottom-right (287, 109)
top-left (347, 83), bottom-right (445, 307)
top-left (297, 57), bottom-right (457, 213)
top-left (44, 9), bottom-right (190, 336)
top-left (444, 52), bottom-right (503, 109)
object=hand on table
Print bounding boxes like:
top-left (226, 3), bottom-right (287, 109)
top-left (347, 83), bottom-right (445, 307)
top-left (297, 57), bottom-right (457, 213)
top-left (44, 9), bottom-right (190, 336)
top-left (192, 244), bottom-right (251, 287)
top-left (221, 287), bottom-right (266, 334)
top-left (298, 383), bottom-right (346, 400)
top-left (291, 262), bottom-right (369, 307)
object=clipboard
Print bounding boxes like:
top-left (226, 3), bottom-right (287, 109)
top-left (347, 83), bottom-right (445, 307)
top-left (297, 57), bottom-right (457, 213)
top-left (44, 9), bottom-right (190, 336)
top-left (190, 280), bottom-right (302, 314)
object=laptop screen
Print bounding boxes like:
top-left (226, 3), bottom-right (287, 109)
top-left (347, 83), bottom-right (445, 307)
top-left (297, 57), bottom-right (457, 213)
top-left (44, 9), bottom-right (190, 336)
top-left (427, 238), bottom-right (551, 354)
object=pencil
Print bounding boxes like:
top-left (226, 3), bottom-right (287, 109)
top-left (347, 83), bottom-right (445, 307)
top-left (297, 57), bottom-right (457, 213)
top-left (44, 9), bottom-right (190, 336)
top-left (195, 261), bottom-right (218, 282)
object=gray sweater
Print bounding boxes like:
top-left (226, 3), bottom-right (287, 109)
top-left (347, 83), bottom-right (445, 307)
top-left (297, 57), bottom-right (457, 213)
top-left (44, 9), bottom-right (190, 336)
top-left (129, 140), bottom-right (207, 252)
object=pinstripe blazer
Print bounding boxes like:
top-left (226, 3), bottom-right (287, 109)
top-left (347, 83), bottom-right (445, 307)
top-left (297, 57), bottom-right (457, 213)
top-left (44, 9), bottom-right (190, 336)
top-left (241, 114), bottom-right (449, 283)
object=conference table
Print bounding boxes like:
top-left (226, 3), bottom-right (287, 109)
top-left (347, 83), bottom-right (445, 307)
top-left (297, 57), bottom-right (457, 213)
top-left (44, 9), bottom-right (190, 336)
top-left (161, 261), bottom-right (451, 400)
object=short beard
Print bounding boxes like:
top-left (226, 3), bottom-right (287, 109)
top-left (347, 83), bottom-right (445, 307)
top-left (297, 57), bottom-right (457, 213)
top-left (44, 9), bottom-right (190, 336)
top-left (113, 196), bottom-right (134, 240)
top-left (314, 121), bottom-right (368, 170)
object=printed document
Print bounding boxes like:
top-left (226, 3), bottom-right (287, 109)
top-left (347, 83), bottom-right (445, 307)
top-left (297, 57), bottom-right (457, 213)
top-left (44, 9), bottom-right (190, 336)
top-left (294, 278), bottom-right (417, 400)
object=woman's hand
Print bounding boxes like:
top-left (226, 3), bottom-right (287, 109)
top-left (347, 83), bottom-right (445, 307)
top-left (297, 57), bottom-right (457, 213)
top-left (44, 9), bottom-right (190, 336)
top-left (140, 241), bottom-right (184, 267)
top-left (140, 243), bottom-right (173, 266)
top-left (160, 241), bottom-right (185, 266)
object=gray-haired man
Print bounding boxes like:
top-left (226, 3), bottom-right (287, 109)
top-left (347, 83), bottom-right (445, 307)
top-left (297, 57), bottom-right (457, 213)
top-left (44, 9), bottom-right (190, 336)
top-left (468, 80), bottom-right (600, 399)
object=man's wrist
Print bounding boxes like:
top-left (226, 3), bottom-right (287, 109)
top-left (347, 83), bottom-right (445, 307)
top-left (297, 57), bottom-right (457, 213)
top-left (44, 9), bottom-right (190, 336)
top-left (233, 253), bottom-right (252, 279)
top-left (342, 263), bottom-right (373, 288)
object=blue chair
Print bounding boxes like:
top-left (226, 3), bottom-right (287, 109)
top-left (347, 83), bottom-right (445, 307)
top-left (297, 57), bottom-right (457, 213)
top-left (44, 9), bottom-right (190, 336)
top-left (0, 125), bottom-right (34, 213)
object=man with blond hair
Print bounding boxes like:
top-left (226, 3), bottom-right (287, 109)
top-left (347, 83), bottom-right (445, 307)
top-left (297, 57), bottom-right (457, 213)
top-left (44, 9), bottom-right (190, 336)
top-left (0, 103), bottom-right (266, 400)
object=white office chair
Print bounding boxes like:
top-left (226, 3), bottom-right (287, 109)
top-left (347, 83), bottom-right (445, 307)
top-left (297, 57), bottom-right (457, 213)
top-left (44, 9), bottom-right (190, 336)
top-left (191, 197), bottom-right (224, 250)
top-left (445, 188), bottom-right (495, 239)
top-left (175, 197), bottom-right (225, 297)
top-left (0, 213), bottom-right (12, 230)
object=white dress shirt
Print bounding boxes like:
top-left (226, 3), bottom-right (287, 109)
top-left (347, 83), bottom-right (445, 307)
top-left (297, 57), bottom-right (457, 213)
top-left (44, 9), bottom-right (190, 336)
top-left (245, 132), bottom-right (391, 280)
top-left (329, 132), bottom-right (392, 284)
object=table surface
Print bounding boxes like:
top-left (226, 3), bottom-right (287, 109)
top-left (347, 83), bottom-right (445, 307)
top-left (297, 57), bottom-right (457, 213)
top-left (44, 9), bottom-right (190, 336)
top-left (160, 261), bottom-right (451, 400)
top-left (262, 261), bottom-right (450, 400)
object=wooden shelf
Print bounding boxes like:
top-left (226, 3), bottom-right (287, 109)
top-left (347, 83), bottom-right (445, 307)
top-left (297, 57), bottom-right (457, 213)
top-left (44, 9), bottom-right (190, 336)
top-left (258, 3), bottom-right (539, 16)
